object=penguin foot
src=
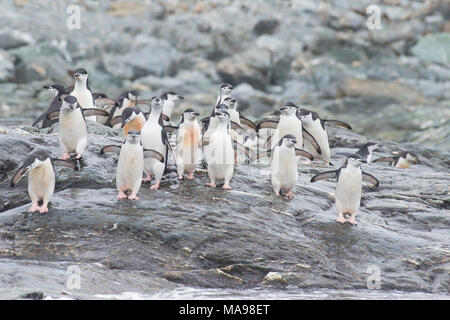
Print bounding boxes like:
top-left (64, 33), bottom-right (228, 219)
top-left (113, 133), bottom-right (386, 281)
top-left (29, 203), bottom-right (40, 213)
top-left (128, 194), bottom-right (139, 200)
top-left (205, 182), bottom-right (216, 188)
top-left (347, 218), bottom-right (358, 225)
top-left (39, 204), bottom-right (49, 213)
top-left (336, 216), bottom-right (347, 224)
top-left (284, 191), bottom-right (294, 198)
top-left (60, 153), bottom-right (71, 160)
top-left (142, 175), bottom-right (152, 182)
top-left (222, 184), bottom-right (232, 190)
top-left (117, 192), bottom-right (128, 199)
top-left (178, 175), bottom-right (184, 180)
top-left (186, 173), bottom-right (195, 180)
top-left (150, 180), bottom-right (160, 190)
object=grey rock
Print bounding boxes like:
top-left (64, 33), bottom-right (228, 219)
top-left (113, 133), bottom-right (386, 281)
top-left (0, 50), bottom-right (14, 83)
top-left (411, 33), bottom-right (450, 64)
top-left (0, 30), bottom-right (34, 50)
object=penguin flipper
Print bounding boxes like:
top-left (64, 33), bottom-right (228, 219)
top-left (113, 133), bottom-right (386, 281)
top-left (310, 170), bottom-right (338, 183)
top-left (32, 113), bottom-right (46, 127)
top-left (373, 157), bottom-right (395, 163)
top-left (199, 137), bottom-right (209, 147)
top-left (256, 119), bottom-right (279, 132)
top-left (302, 128), bottom-right (322, 155)
top-left (239, 115), bottom-right (257, 130)
top-left (143, 149), bottom-right (165, 163)
top-left (10, 165), bottom-right (29, 187)
top-left (46, 110), bottom-right (60, 121)
top-left (52, 159), bottom-right (79, 171)
top-left (82, 108), bottom-right (109, 118)
top-left (94, 98), bottom-right (117, 107)
top-left (164, 125), bottom-right (179, 134)
top-left (362, 171), bottom-right (379, 187)
top-left (109, 115), bottom-right (122, 127)
top-left (323, 120), bottom-right (352, 130)
top-left (100, 145), bottom-right (121, 154)
top-left (295, 148), bottom-right (314, 161)
top-left (161, 114), bottom-right (170, 122)
top-left (230, 121), bottom-right (242, 131)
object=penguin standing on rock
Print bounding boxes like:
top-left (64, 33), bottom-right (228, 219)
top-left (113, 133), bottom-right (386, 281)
top-left (32, 84), bottom-right (67, 129)
top-left (140, 96), bottom-right (172, 190)
top-left (202, 111), bottom-right (236, 190)
top-left (175, 108), bottom-right (201, 180)
top-left (100, 130), bottom-right (164, 200)
top-left (297, 108), bottom-right (352, 166)
top-left (51, 95), bottom-right (108, 160)
top-left (257, 134), bottom-right (314, 198)
top-left (10, 149), bottom-right (78, 213)
top-left (215, 83), bottom-right (234, 107)
top-left (98, 90), bottom-right (140, 128)
top-left (257, 102), bottom-right (321, 156)
top-left (310, 155), bottom-right (379, 225)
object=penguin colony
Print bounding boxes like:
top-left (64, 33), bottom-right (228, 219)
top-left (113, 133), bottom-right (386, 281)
top-left (12, 68), bottom-right (422, 225)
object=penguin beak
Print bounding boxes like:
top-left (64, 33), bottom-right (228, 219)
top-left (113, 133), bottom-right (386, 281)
top-left (193, 112), bottom-right (199, 116)
top-left (177, 95), bottom-right (184, 100)
top-left (413, 157), bottom-right (421, 164)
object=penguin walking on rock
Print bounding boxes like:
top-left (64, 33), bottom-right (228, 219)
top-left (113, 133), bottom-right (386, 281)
top-left (100, 130), bottom-right (164, 200)
top-left (140, 96), bottom-right (172, 190)
top-left (10, 149), bottom-right (78, 213)
top-left (51, 95), bottom-right (108, 160)
top-left (310, 155), bottom-right (379, 225)
top-left (352, 142), bottom-right (378, 163)
top-left (297, 108), bottom-right (352, 166)
top-left (257, 135), bottom-right (314, 198)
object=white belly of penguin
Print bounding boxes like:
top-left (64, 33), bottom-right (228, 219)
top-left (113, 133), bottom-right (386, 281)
top-left (336, 167), bottom-right (362, 214)
top-left (303, 120), bottom-right (330, 162)
top-left (141, 123), bottom-right (166, 176)
top-left (176, 123), bottom-right (200, 172)
top-left (28, 160), bottom-right (55, 201)
top-left (59, 110), bottom-right (87, 153)
top-left (116, 143), bottom-right (144, 190)
top-left (273, 117), bottom-right (303, 148)
top-left (205, 133), bottom-right (234, 180)
top-left (71, 89), bottom-right (95, 121)
top-left (271, 148), bottom-right (298, 189)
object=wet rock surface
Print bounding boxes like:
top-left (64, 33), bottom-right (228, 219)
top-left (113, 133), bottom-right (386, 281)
top-left (0, 0), bottom-right (448, 299)
top-left (0, 119), bottom-right (448, 298)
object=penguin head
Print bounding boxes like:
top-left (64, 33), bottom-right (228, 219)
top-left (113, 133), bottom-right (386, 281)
top-left (223, 97), bottom-right (237, 110)
top-left (347, 154), bottom-right (364, 167)
top-left (365, 142), bottom-right (378, 152)
top-left (215, 103), bottom-right (229, 113)
top-left (220, 83), bottom-right (234, 95)
top-left (28, 149), bottom-right (51, 171)
top-left (162, 91), bottom-right (184, 102)
top-left (126, 130), bottom-right (141, 144)
top-left (43, 84), bottom-right (65, 96)
top-left (73, 68), bottom-right (88, 81)
top-left (215, 110), bottom-right (230, 122)
top-left (404, 151), bottom-right (420, 164)
top-left (183, 108), bottom-right (200, 121)
top-left (297, 108), bottom-right (313, 122)
top-left (150, 96), bottom-right (164, 108)
top-left (280, 102), bottom-right (297, 115)
top-left (62, 95), bottom-right (78, 111)
top-left (128, 90), bottom-right (139, 102)
top-left (121, 107), bottom-right (138, 126)
top-left (280, 134), bottom-right (297, 148)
